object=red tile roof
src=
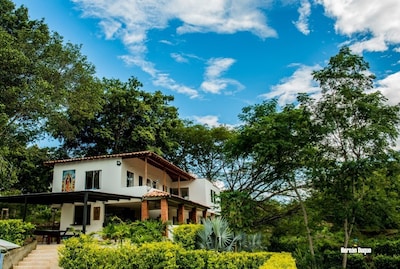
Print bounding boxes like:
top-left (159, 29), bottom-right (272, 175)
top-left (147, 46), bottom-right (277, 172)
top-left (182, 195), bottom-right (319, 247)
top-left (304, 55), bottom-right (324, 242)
top-left (143, 189), bottom-right (170, 198)
top-left (44, 151), bottom-right (195, 181)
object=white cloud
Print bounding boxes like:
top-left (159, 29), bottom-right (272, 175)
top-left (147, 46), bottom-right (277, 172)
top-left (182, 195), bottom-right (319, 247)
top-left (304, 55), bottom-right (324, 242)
top-left (153, 73), bottom-right (199, 98)
top-left (173, 0), bottom-right (276, 38)
top-left (170, 53), bottom-right (188, 63)
top-left (375, 71), bottom-right (400, 105)
top-left (294, 0), bottom-right (311, 35)
top-left (193, 115), bottom-right (221, 127)
top-left (200, 58), bottom-right (244, 94)
top-left (260, 65), bottom-right (320, 106)
top-left (72, 0), bottom-right (275, 97)
top-left (120, 55), bottom-right (199, 98)
top-left (317, 0), bottom-right (400, 52)
top-left (374, 71), bottom-right (400, 150)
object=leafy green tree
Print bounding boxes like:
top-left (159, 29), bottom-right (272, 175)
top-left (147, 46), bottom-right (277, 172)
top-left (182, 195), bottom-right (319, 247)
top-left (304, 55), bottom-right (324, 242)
top-left (171, 122), bottom-right (233, 180)
top-left (60, 77), bottom-right (182, 156)
top-left (230, 99), bottom-right (318, 266)
top-left (8, 146), bottom-right (53, 193)
top-left (307, 47), bottom-right (400, 268)
top-left (0, 0), bottom-right (102, 191)
top-left (1, 0), bottom-right (102, 145)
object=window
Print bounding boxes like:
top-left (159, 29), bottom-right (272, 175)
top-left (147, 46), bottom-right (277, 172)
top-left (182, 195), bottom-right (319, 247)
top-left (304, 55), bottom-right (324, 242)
top-left (152, 180), bottom-right (157, 189)
top-left (170, 188), bottom-right (188, 198)
top-left (146, 178), bottom-right (151, 187)
top-left (126, 171), bottom-right (134, 187)
top-left (210, 190), bottom-right (217, 203)
top-left (170, 188), bottom-right (179, 195)
top-left (85, 170), bottom-right (101, 189)
top-left (138, 176), bottom-right (143, 186)
top-left (74, 205), bottom-right (91, 225)
top-left (181, 188), bottom-right (189, 198)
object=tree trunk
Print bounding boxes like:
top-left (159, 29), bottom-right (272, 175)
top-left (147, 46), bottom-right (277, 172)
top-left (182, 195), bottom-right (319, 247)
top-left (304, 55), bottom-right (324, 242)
top-left (342, 217), bottom-right (354, 269)
top-left (292, 184), bottom-right (316, 267)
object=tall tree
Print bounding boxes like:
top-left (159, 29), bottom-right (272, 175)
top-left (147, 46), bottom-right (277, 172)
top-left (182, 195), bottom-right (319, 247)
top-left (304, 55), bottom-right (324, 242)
top-left (59, 77), bottom-right (182, 156)
top-left (308, 47), bottom-right (400, 268)
top-left (171, 122), bottom-right (233, 180)
top-left (0, 0), bottom-right (102, 191)
top-left (0, 0), bottom-right (102, 145)
top-left (230, 99), bottom-right (318, 266)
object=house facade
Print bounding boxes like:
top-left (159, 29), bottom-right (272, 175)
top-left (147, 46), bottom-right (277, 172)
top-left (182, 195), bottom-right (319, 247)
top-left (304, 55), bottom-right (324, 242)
top-left (46, 151), bottom-right (220, 233)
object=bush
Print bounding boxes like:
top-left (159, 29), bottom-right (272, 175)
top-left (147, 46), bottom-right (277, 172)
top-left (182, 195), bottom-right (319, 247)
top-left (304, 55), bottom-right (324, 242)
top-left (101, 219), bottom-right (165, 245)
top-left (59, 236), bottom-right (293, 269)
top-left (374, 254), bottom-right (400, 269)
top-left (173, 224), bottom-right (203, 250)
top-left (374, 239), bottom-right (400, 256)
top-left (207, 252), bottom-right (270, 269)
top-left (259, 252), bottom-right (297, 269)
top-left (0, 219), bottom-right (35, 245)
top-left (59, 235), bottom-right (139, 269)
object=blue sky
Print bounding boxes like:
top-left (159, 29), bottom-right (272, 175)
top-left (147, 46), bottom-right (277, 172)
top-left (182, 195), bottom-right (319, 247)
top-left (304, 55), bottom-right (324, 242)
top-left (13, 0), bottom-right (400, 127)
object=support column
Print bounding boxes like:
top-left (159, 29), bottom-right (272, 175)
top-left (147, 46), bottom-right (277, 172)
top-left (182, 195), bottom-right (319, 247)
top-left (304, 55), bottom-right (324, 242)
top-left (202, 210), bottom-right (207, 220)
top-left (177, 204), bottom-right (185, 224)
top-left (82, 192), bottom-right (89, 234)
top-left (141, 200), bottom-right (149, 220)
top-left (189, 207), bottom-right (197, 223)
top-left (160, 198), bottom-right (168, 222)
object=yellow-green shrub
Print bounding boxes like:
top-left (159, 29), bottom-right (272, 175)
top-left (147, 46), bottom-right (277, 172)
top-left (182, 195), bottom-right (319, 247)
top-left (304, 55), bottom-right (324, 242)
top-left (259, 252), bottom-right (297, 269)
top-left (0, 219), bottom-right (35, 245)
top-left (59, 236), bottom-right (296, 269)
top-left (59, 235), bottom-right (138, 269)
top-left (208, 252), bottom-right (271, 269)
top-left (173, 224), bottom-right (203, 250)
top-left (133, 241), bottom-right (181, 269)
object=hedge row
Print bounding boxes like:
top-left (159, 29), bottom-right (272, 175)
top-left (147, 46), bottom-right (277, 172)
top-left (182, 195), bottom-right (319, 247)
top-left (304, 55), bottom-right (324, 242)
top-left (0, 219), bottom-right (35, 246)
top-left (59, 236), bottom-right (296, 269)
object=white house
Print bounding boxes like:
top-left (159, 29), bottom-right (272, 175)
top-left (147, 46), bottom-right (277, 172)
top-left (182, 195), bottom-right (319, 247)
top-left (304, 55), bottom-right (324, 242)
top-left (44, 151), bottom-right (220, 234)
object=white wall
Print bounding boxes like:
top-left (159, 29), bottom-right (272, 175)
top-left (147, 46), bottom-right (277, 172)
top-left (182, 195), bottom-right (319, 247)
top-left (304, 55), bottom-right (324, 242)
top-left (59, 202), bottom-right (105, 233)
top-left (171, 178), bottom-right (221, 214)
top-left (52, 157), bottom-right (175, 195)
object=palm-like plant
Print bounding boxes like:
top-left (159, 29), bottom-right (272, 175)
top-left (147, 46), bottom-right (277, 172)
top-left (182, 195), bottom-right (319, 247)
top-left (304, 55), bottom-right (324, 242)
top-left (197, 217), bottom-right (241, 251)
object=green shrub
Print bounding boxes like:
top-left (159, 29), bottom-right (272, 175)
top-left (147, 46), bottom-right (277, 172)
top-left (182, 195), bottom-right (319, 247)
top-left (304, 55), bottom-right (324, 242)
top-left (207, 252), bottom-right (270, 269)
top-left (101, 219), bottom-right (165, 245)
top-left (374, 239), bottom-right (400, 256)
top-left (173, 224), bottom-right (203, 250)
top-left (374, 255), bottom-right (400, 269)
top-left (0, 219), bottom-right (35, 245)
top-left (259, 252), bottom-right (296, 269)
top-left (176, 249), bottom-right (207, 269)
top-left (59, 237), bottom-right (291, 269)
top-left (133, 241), bottom-right (181, 269)
top-left (59, 235), bottom-right (138, 269)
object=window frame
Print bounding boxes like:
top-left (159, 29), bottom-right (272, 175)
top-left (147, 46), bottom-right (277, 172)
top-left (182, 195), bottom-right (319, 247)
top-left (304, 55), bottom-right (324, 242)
top-left (73, 205), bottom-right (91, 225)
top-left (85, 170), bottom-right (101, 190)
top-left (126, 171), bottom-right (134, 187)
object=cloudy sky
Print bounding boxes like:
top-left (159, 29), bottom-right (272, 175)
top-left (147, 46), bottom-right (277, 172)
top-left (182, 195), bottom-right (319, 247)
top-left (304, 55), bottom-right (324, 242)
top-left (13, 0), bottom-right (400, 127)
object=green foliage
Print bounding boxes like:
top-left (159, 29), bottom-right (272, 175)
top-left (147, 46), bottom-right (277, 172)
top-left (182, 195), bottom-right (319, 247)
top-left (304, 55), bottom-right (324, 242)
top-left (133, 241), bottom-right (181, 269)
top-left (374, 255), bottom-right (400, 269)
top-left (101, 219), bottom-right (165, 245)
top-left (61, 77), bottom-right (182, 156)
top-left (173, 223), bottom-right (203, 250)
top-left (0, 219), bottom-right (35, 245)
top-left (59, 236), bottom-right (283, 269)
top-left (220, 190), bottom-right (258, 232)
top-left (259, 252), bottom-right (297, 269)
top-left (374, 239), bottom-right (400, 256)
top-left (197, 217), bottom-right (240, 252)
top-left (170, 122), bottom-right (233, 180)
